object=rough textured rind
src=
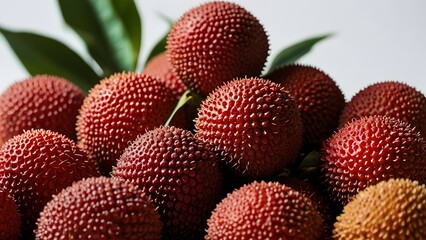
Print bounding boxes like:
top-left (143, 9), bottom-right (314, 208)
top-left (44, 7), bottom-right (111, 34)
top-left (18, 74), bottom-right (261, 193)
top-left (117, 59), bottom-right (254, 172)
top-left (334, 178), bottom-right (426, 240)
top-left (265, 64), bottom-right (345, 146)
top-left (0, 129), bottom-right (100, 238)
top-left (0, 189), bottom-right (21, 240)
top-left (167, 1), bottom-right (269, 96)
top-left (195, 77), bottom-right (303, 180)
top-left (112, 126), bottom-right (223, 239)
top-left (77, 72), bottom-right (181, 175)
top-left (143, 52), bottom-right (186, 96)
top-left (339, 81), bottom-right (426, 137)
top-left (322, 116), bottom-right (426, 204)
top-left (0, 75), bottom-right (85, 145)
top-left (35, 177), bottom-right (162, 240)
top-left (206, 181), bottom-right (324, 240)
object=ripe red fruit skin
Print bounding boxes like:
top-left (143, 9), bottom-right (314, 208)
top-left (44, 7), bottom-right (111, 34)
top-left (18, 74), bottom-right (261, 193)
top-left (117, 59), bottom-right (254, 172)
top-left (195, 77), bottom-right (303, 180)
top-left (112, 126), bottom-right (223, 239)
top-left (0, 189), bottom-right (21, 240)
top-left (339, 81), bottom-right (426, 137)
top-left (77, 72), bottom-right (181, 175)
top-left (167, 1), bottom-right (269, 96)
top-left (35, 177), bottom-right (162, 240)
top-left (265, 64), bottom-right (345, 146)
top-left (143, 52), bottom-right (186, 96)
top-left (206, 181), bottom-right (324, 240)
top-left (322, 115), bottom-right (426, 204)
top-left (0, 129), bottom-right (100, 237)
top-left (0, 75), bottom-right (85, 146)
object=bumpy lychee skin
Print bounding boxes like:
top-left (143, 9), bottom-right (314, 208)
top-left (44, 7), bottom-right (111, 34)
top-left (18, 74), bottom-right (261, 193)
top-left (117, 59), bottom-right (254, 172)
top-left (334, 178), bottom-right (426, 240)
top-left (0, 129), bottom-right (100, 237)
top-left (195, 77), bottom-right (303, 180)
top-left (0, 75), bottom-right (85, 145)
top-left (167, 1), bottom-right (269, 96)
top-left (265, 64), bottom-right (345, 146)
top-left (0, 189), bottom-right (21, 240)
top-left (77, 72), bottom-right (181, 175)
top-left (322, 116), bottom-right (426, 204)
top-left (112, 126), bottom-right (223, 239)
top-left (339, 81), bottom-right (426, 136)
top-left (35, 177), bottom-right (162, 240)
top-left (206, 181), bottom-right (324, 240)
top-left (143, 52), bottom-right (186, 96)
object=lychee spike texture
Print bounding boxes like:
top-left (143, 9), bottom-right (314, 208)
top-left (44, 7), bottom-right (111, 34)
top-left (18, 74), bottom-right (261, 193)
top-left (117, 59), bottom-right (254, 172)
top-left (112, 126), bottom-right (223, 239)
top-left (322, 116), bottom-right (426, 204)
top-left (265, 64), bottom-right (345, 146)
top-left (206, 181), bottom-right (324, 240)
top-left (35, 177), bottom-right (162, 240)
top-left (0, 189), bottom-right (21, 240)
top-left (333, 178), bottom-right (426, 239)
top-left (339, 81), bottom-right (426, 136)
top-left (195, 77), bottom-right (303, 180)
top-left (0, 75), bottom-right (85, 145)
top-left (167, 1), bottom-right (269, 96)
top-left (77, 72), bottom-right (181, 175)
top-left (0, 129), bottom-right (99, 237)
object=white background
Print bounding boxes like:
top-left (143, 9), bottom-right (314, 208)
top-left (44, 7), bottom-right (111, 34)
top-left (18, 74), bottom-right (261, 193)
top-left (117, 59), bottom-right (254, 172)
top-left (0, 0), bottom-right (425, 99)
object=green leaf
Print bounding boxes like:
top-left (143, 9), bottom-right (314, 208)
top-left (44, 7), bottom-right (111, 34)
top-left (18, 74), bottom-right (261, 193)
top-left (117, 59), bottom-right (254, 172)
top-left (266, 33), bottom-right (332, 74)
top-left (58, 0), bottom-right (142, 75)
top-left (165, 90), bottom-right (202, 126)
top-left (0, 28), bottom-right (100, 93)
top-left (144, 14), bottom-right (174, 67)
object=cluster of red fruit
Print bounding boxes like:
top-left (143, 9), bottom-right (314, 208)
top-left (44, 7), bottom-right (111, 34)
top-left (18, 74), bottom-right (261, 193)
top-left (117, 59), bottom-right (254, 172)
top-left (0, 1), bottom-right (425, 240)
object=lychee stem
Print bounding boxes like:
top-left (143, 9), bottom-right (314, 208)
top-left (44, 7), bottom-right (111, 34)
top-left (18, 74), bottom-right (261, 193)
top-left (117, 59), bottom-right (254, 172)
top-left (164, 89), bottom-right (203, 126)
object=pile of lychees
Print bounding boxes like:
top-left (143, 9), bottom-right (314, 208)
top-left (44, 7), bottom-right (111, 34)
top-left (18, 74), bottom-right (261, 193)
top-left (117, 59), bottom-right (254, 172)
top-left (0, 1), bottom-right (425, 240)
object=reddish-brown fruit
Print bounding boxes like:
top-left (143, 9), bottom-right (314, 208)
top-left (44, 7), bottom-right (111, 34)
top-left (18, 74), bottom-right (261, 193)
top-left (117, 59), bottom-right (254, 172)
top-left (322, 116), bottom-right (426, 204)
top-left (0, 75), bottom-right (85, 145)
top-left (0, 189), bottom-right (21, 240)
top-left (0, 129), bottom-right (100, 237)
top-left (339, 81), bottom-right (426, 136)
top-left (167, 1), bottom-right (269, 96)
top-left (112, 126), bottom-right (223, 239)
top-left (265, 64), bottom-right (345, 146)
top-left (195, 77), bottom-right (303, 180)
top-left (334, 178), bottom-right (426, 239)
top-left (143, 52), bottom-right (186, 96)
top-left (35, 177), bottom-right (162, 240)
top-left (77, 72), bottom-right (182, 175)
top-left (206, 181), bottom-right (324, 240)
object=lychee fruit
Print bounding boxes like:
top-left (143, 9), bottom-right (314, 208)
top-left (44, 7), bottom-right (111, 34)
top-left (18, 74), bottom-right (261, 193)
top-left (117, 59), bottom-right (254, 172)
top-left (333, 178), bottom-right (426, 240)
top-left (322, 115), bottom-right (426, 204)
top-left (167, 1), bottom-right (269, 96)
top-left (143, 52), bottom-right (186, 96)
top-left (35, 177), bottom-right (162, 240)
top-left (206, 181), bottom-right (324, 240)
top-left (0, 189), bottom-right (21, 240)
top-left (265, 64), bottom-right (345, 146)
top-left (112, 126), bottom-right (223, 239)
top-left (0, 75), bottom-right (85, 146)
top-left (339, 81), bottom-right (426, 137)
top-left (77, 72), bottom-right (182, 175)
top-left (0, 129), bottom-right (100, 237)
top-left (195, 77), bottom-right (303, 180)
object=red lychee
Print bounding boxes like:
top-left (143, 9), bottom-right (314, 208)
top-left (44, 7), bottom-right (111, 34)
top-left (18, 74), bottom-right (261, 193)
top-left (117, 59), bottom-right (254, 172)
top-left (0, 189), bottom-right (21, 240)
top-left (206, 181), bottom-right (324, 240)
top-left (77, 72), bottom-right (182, 175)
top-left (265, 64), bottom-right (345, 146)
top-left (112, 126), bottom-right (223, 239)
top-left (0, 75), bottom-right (85, 145)
top-left (167, 1), bottom-right (269, 96)
top-left (322, 115), bottom-right (426, 204)
top-left (195, 77), bottom-right (303, 180)
top-left (0, 129), bottom-right (100, 237)
top-left (35, 177), bottom-right (162, 240)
